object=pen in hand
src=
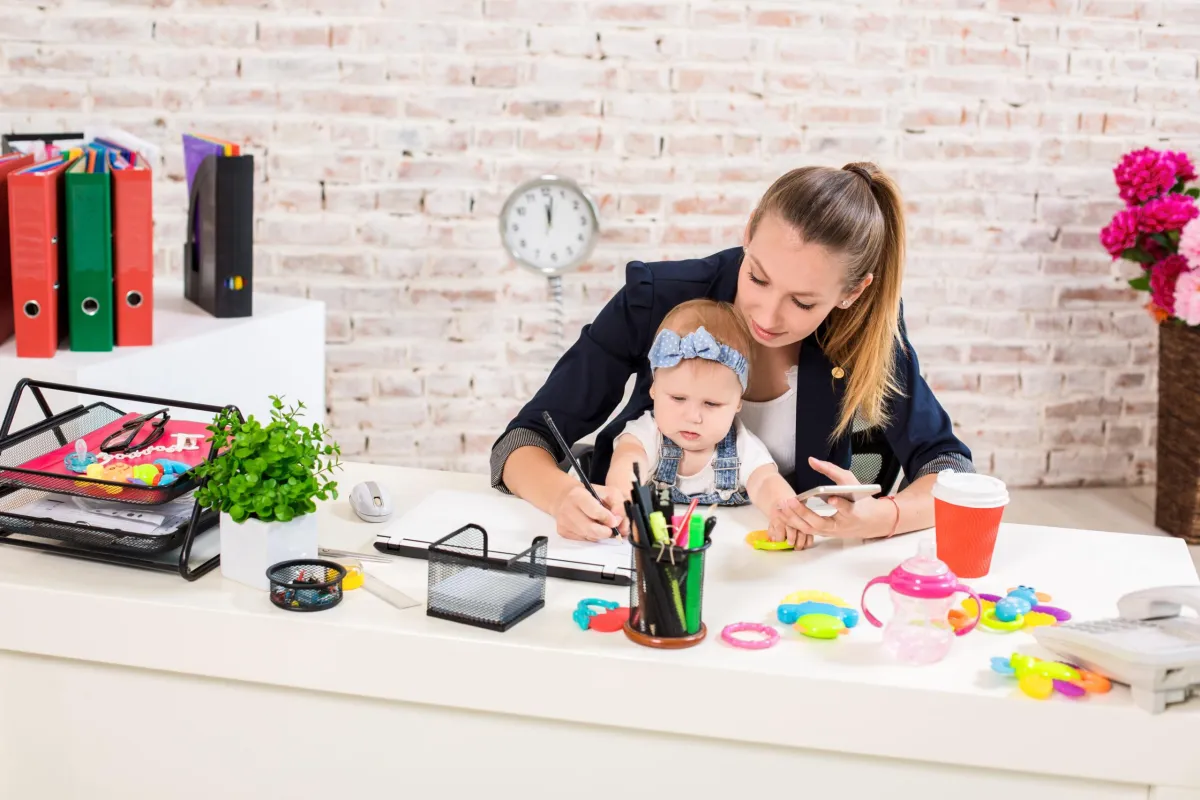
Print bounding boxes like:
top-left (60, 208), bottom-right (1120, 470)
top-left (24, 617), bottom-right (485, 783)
top-left (541, 411), bottom-right (621, 539)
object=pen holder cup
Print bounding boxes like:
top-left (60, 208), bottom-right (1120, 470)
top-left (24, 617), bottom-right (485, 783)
top-left (624, 533), bottom-right (712, 649)
top-left (426, 523), bottom-right (548, 632)
top-left (267, 560), bottom-right (346, 612)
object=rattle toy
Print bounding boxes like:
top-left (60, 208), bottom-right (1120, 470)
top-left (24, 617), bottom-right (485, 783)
top-left (572, 598), bottom-right (629, 633)
top-left (778, 591), bottom-right (857, 639)
top-left (720, 622), bottom-right (779, 650)
top-left (949, 586), bottom-right (1072, 634)
top-left (745, 529), bottom-right (792, 551)
top-left (64, 440), bottom-right (97, 474)
top-left (990, 652), bottom-right (1111, 700)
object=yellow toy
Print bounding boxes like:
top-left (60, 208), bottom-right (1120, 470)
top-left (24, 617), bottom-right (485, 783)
top-left (745, 529), bottom-right (793, 551)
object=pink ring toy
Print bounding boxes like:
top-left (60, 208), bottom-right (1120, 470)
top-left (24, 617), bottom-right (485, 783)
top-left (720, 622), bottom-right (779, 650)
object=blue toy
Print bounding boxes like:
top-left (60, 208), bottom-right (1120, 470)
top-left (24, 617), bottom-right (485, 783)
top-left (994, 586), bottom-right (1039, 623)
top-left (777, 601), bottom-right (859, 628)
top-left (572, 598), bottom-right (619, 631)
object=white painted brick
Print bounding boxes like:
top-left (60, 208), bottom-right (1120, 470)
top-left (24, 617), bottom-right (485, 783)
top-left (6, 1), bottom-right (1193, 487)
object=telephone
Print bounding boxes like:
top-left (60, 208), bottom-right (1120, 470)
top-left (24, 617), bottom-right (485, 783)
top-left (1030, 585), bottom-right (1200, 714)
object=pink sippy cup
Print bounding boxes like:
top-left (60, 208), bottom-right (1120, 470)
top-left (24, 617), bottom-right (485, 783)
top-left (860, 539), bottom-right (981, 665)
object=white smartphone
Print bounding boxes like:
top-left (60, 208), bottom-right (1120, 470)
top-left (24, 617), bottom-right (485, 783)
top-left (795, 484), bottom-right (881, 503)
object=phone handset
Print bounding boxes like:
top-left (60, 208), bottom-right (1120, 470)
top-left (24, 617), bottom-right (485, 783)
top-left (1117, 585), bottom-right (1200, 622)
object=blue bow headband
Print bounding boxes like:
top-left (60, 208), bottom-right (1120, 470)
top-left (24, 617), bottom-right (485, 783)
top-left (648, 326), bottom-right (748, 390)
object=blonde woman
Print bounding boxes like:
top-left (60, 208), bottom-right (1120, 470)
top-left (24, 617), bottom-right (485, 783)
top-left (492, 163), bottom-right (974, 546)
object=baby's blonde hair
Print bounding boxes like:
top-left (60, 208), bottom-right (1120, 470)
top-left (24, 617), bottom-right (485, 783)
top-left (654, 299), bottom-right (754, 395)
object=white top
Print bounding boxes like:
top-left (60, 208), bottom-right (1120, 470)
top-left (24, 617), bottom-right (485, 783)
top-left (0, 461), bottom-right (1197, 790)
top-left (739, 364), bottom-right (797, 476)
top-left (617, 411), bottom-right (775, 494)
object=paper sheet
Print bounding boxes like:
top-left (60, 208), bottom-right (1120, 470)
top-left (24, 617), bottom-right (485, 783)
top-left (6, 492), bottom-right (198, 536)
top-left (384, 489), bottom-right (631, 574)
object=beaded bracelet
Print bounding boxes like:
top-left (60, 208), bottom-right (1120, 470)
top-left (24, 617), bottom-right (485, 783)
top-left (720, 622), bottom-right (779, 650)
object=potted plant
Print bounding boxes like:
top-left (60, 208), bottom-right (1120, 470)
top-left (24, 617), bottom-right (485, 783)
top-left (1100, 147), bottom-right (1200, 542)
top-left (193, 396), bottom-right (342, 589)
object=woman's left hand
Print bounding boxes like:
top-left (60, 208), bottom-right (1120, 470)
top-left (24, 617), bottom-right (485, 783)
top-left (773, 457), bottom-right (898, 541)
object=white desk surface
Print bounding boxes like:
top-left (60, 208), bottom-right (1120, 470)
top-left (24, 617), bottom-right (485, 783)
top-left (0, 461), bottom-right (1197, 789)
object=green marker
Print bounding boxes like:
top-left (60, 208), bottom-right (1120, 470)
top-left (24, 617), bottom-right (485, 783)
top-left (684, 514), bottom-right (705, 633)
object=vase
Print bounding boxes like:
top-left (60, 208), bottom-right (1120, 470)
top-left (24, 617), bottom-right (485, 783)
top-left (219, 512), bottom-right (319, 590)
top-left (1154, 322), bottom-right (1200, 543)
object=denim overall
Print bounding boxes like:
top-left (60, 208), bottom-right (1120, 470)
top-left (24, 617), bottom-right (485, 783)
top-left (653, 424), bottom-right (751, 506)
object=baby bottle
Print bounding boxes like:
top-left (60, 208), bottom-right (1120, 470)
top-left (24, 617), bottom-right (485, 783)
top-left (860, 539), bottom-right (981, 665)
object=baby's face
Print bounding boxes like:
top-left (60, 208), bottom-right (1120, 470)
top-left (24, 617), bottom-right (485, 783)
top-left (649, 360), bottom-right (743, 454)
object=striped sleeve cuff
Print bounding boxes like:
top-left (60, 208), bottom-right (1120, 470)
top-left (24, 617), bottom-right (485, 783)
top-left (490, 427), bottom-right (556, 495)
top-left (912, 452), bottom-right (976, 480)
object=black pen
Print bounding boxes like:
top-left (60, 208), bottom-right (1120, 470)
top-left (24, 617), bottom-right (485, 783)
top-left (541, 411), bottom-right (620, 538)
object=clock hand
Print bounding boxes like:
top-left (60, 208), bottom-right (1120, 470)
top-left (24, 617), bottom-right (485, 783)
top-left (546, 198), bottom-right (553, 231)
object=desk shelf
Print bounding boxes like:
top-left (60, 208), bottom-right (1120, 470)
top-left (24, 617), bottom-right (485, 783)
top-left (0, 379), bottom-right (238, 580)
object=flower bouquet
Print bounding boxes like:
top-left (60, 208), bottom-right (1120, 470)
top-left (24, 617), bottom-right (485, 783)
top-left (1100, 147), bottom-right (1200, 542)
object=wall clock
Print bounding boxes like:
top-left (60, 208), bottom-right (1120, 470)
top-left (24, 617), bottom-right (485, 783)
top-left (499, 175), bottom-right (601, 347)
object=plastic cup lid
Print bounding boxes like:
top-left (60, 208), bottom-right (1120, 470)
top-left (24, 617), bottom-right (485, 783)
top-left (931, 470), bottom-right (1009, 509)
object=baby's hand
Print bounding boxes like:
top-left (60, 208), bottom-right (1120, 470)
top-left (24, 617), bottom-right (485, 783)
top-left (767, 516), bottom-right (814, 551)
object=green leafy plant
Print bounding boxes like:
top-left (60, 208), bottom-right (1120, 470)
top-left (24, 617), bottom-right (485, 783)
top-left (194, 396), bottom-right (342, 524)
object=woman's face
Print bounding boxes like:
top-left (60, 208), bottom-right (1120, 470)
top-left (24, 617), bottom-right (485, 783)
top-left (734, 213), bottom-right (871, 349)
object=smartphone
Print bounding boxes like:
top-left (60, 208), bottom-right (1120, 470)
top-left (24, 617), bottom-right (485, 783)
top-left (796, 484), bottom-right (881, 503)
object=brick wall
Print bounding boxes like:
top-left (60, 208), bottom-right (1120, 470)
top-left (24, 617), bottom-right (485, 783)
top-left (5, 0), bottom-right (1199, 486)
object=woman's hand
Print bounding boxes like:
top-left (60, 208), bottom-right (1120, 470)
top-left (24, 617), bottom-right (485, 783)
top-left (772, 457), bottom-right (899, 541)
top-left (550, 483), bottom-right (625, 542)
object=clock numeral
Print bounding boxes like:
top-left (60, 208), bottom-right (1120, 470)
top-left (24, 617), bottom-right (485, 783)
top-left (511, 223), bottom-right (518, 232)
top-left (519, 239), bottom-right (526, 248)
top-left (573, 201), bottom-right (580, 210)
top-left (516, 207), bottom-right (526, 216)
top-left (579, 216), bottom-right (586, 225)
top-left (560, 189), bottom-right (566, 197)
top-left (566, 246), bottom-right (574, 255)
top-left (535, 249), bottom-right (540, 257)
top-left (551, 252), bottom-right (558, 261)
top-left (577, 233), bottom-right (585, 242)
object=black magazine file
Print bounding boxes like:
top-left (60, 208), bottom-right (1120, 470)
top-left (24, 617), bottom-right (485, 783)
top-left (184, 153), bottom-right (253, 318)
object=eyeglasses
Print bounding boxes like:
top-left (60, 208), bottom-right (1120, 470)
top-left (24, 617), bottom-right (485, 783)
top-left (100, 408), bottom-right (170, 454)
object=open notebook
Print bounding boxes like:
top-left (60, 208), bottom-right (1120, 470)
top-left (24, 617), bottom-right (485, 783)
top-left (373, 489), bottom-right (633, 586)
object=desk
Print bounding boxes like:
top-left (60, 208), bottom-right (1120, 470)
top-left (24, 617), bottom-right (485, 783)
top-left (0, 462), bottom-right (1197, 800)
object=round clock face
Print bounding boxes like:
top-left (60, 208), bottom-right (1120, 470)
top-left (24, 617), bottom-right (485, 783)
top-left (499, 176), bottom-right (599, 277)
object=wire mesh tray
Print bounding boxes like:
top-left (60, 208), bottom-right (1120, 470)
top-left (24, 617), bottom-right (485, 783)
top-left (0, 487), bottom-right (218, 555)
top-left (0, 402), bottom-right (202, 505)
top-left (426, 524), bottom-right (547, 632)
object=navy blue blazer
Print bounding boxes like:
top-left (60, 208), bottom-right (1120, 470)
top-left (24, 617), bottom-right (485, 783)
top-left (494, 247), bottom-right (971, 493)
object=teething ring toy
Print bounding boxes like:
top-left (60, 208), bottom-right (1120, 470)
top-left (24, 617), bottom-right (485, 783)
top-left (573, 598), bottom-right (619, 631)
top-left (745, 530), bottom-right (794, 551)
top-left (720, 622), bottom-right (779, 650)
top-left (980, 608), bottom-right (1025, 632)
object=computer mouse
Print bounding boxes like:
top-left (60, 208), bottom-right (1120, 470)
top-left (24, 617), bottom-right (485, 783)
top-left (350, 481), bottom-right (393, 523)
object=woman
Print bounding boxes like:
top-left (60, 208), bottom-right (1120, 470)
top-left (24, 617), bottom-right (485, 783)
top-left (490, 162), bottom-right (974, 545)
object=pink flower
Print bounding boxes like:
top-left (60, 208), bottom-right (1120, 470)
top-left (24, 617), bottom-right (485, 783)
top-left (1166, 150), bottom-right (1198, 183)
top-left (1179, 217), bottom-right (1200, 270)
top-left (1174, 268), bottom-right (1200, 326)
top-left (1139, 193), bottom-right (1199, 234)
top-left (1150, 254), bottom-right (1188, 316)
top-left (1115, 148), bottom-right (1182, 204)
top-left (1100, 207), bottom-right (1141, 258)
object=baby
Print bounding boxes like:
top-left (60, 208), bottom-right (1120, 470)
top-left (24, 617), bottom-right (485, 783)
top-left (605, 299), bottom-right (794, 524)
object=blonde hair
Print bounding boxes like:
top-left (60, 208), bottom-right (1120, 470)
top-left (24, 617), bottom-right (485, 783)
top-left (655, 299), bottom-right (755, 395)
top-left (747, 162), bottom-right (906, 439)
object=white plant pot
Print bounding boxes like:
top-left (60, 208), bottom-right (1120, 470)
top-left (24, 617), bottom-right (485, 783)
top-left (219, 512), bottom-right (319, 590)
